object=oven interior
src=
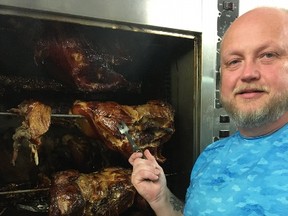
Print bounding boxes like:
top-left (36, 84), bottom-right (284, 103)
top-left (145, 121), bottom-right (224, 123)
top-left (0, 14), bottom-right (200, 215)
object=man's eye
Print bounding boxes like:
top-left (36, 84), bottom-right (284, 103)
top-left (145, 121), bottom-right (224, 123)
top-left (222, 59), bottom-right (241, 71)
top-left (226, 59), bottom-right (240, 67)
top-left (229, 60), bottom-right (239, 65)
top-left (261, 52), bottom-right (277, 59)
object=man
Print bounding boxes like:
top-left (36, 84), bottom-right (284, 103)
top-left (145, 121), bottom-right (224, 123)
top-left (129, 7), bottom-right (288, 215)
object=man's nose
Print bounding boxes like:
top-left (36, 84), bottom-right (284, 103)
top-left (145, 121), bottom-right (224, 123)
top-left (240, 61), bottom-right (260, 82)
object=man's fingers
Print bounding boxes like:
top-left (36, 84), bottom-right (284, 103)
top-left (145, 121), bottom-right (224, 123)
top-left (128, 152), bottom-right (144, 165)
top-left (143, 149), bottom-right (156, 161)
top-left (132, 168), bottom-right (160, 182)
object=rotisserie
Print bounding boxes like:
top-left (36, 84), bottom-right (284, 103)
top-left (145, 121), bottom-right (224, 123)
top-left (0, 3), bottom-right (198, 214)
top-left (70, 100), bottom-right (175, 163)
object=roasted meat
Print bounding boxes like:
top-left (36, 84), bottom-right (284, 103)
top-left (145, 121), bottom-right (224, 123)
top-left (9, 100), bottom-right (51, 166)
top-left (70, 100), bottom-right (175, 163)
top-left (0, 128), bottom-right (38, 184)
top-left (49, 167), bottom-right (136, 216)
top-left (34, 28), bottom-right (140, 92)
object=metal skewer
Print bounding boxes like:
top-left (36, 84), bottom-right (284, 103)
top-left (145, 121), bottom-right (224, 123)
top-left (0, 188), bottom-right (49, 195)
top-left (0, 112), bottom-right (84, 118)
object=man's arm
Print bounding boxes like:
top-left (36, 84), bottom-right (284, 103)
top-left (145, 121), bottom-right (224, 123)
top-left (150, 188), bottom-right (184, 216)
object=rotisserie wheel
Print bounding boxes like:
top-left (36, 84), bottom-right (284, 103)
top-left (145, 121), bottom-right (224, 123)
top-left (49, 167), bottom-right (136, 216)
top-left (9, 100), bottom-right (52, 166)
top-left (70, 100), bottom-right (175, 163)
top-left (34, 29), bottom-right (140, 92)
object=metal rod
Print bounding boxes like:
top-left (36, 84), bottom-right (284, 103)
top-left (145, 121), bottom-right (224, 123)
top-left (0, 112), bottom-right (84, 118)
top-left (0, 188), bottom-right (49, 195)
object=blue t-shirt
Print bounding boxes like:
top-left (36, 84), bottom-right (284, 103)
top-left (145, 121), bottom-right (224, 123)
top-left (184, 124), bottom-right (288, 216)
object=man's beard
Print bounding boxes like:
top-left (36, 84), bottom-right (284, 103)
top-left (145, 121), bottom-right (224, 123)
top-left (221, 91), bottom-right (288, 129)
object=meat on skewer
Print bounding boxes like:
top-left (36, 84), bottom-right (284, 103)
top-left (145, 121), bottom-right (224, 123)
top-left (70, 100), bottom-right (175, 163)
top-left (49, 167), bottom-right (136, 216)
top-left (34, 29), bottom-right (140, 93)
top-left (10, 100), bottom-right (51, 166)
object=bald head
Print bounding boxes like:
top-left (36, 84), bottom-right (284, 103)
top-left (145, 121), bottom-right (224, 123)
top-left (221, 7), bottom-right (288, 64)
top-left (224, 7), bottom-right (288, 38)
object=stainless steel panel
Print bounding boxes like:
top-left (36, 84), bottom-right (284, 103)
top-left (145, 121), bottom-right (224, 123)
top-left (0, 0), bottom-right (202, 32)
top-left (199, 0), bottom-right (218, 151)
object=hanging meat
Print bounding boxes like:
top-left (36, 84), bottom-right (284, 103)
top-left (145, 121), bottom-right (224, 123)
top-left (34, 26), bottom-right (140, 93)
top-left (9, 100), bottom-right (52, 166)
top-left (49, 167), bottom-right (136, 216)
top-left (70, 100), bottom-right (175, 163)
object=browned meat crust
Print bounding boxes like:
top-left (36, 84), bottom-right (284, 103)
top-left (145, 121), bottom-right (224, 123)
top-left (70, 100), bottom-right (175, 163)
top-left (49, 167), bottom-right (136, 216)
top-left (34, 29), bottom-right (140, 93)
